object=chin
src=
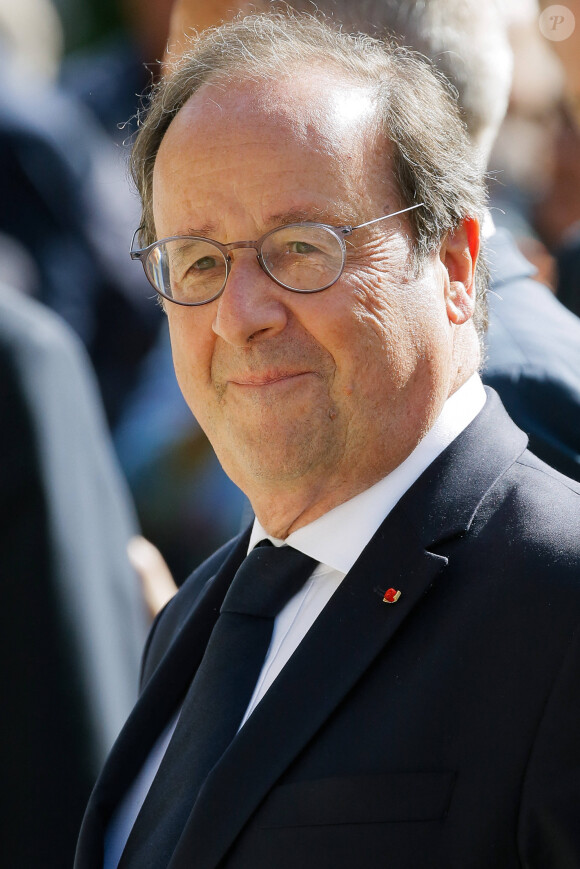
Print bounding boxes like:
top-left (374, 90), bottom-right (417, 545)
top-left (218, 434), bottom-right (332, 490)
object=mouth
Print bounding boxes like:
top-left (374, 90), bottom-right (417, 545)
top-left (229, 371), bottom-right (313, 388)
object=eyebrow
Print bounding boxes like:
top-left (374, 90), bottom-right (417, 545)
top-left (184, 223), bottom-right (219, 238)
top-left (267, 207), bottom-right (353, 225)
top-left (183, 206), bottom-right (357, 241)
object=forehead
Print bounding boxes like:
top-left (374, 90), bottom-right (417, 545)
top-left (152, 71), bottom-right (397, 233)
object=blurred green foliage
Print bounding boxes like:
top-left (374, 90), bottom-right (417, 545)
top-left (54, 0), bottom-right (125, 54)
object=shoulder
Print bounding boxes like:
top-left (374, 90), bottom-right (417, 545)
top-left (485, 228), bottom-right (580, 360)
top-left (0, 285), bottom-right (95, 401)
top-left (485, 248), bottom-right (580, 381)
top-left (510, 450), bottom-right (580, 539)
top-left (0, 285), bottom-right (125, 475)
top-left (471, 448), bottom-right (580, 581)
top-left (0, 285), bottom-right (82, 355)
top-left (482, 241), bottom-right (580, 479)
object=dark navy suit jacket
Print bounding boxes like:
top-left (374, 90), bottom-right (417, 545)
top-left (483, 228), bottom-right (580, 482)
top-left (76, 391), bottom-right (580, 869)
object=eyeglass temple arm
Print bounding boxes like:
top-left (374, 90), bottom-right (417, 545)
top-left (341, 203), bottom-right (424, 235)
top-left (130, 227), bottom-right (146, 260)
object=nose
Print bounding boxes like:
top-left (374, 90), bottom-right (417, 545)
top-left (212, 250), bottom-right (289, 346)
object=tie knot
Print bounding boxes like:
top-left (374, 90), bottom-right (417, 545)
top-left (221, 542), bottom-right (318, 618)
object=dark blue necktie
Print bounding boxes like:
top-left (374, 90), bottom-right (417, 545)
top-left (119, 542), bottom-right (318, 868)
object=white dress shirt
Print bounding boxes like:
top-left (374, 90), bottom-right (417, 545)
top-left (104, 373), bottom-right (486, 868)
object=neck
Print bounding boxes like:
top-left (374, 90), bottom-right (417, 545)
top-left (247, 430), bottom-right (431, 539)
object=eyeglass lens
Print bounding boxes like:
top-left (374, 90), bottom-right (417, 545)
top-left (146, 238), bottom-right (226, 305)
top-left (145, 223), bottom-right (345, 304)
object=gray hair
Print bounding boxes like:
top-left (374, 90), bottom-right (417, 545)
top-left (131, 11), bottom-right (489, 337)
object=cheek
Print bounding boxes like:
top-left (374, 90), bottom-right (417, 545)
top-left (166, 308), bottom-right (216, 402)
top-left (351, 272), bottom-right (415, 361)
top-left (343, 266), bottom-right (446, 392)
top-left (292, 265), bottom-right (414, 400)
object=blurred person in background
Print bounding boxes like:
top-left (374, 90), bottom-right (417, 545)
top-left (61, 0), bottom-right (174, 146)
top-left (536, 0), bottom-right (580, 317)
top-left (0, 283), bottom-right (149, 868)
top-left (0, 3), bottom-right (155, 862)
top-left (0, 0), bottom-right (161, 425)
top-left (488, 0), bottom-right (580, 316)
top-left (486, 0), bottom-right (564, 283)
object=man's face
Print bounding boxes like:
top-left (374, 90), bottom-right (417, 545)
top-left (152, 72), bottom-right (464, 533)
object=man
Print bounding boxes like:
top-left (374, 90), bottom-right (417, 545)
top-left (76, 12), bottom-right (580, 869)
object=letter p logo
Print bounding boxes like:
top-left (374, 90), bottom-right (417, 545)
top-left (539, 5), bottom-right (576, 40)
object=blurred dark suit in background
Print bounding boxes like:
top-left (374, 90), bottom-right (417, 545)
top-left (484, 228), bottom-right (580, 482)
top-left (557, 234), bottom-right (580, 319)
top-left (0, 284), bottom-right (148, 868)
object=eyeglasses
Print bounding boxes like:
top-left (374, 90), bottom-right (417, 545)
top-left (130, 203), bottom-right (424, 307)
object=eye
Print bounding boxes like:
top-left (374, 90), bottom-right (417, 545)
top-left (193, 255), bottom-right (219, 271)
top-left (288, 241), bottom-right (318, 255)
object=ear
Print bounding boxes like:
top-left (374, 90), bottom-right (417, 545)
top-left (440, 217), bottom-right (480, 325)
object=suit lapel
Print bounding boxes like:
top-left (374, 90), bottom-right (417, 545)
top-left (168, 389), bottom-right (529, 869)
top-left (75, 531), bottom-right (250, 869)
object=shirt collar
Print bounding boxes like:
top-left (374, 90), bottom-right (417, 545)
top-left (249, 373), bottom-right (486, 573)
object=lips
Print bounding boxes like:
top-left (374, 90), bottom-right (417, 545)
top-left (229, 371), bottom-right (310, 387)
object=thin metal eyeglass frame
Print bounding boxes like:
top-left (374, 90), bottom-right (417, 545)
top-left (130, 202), bottom-right (424, 307)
